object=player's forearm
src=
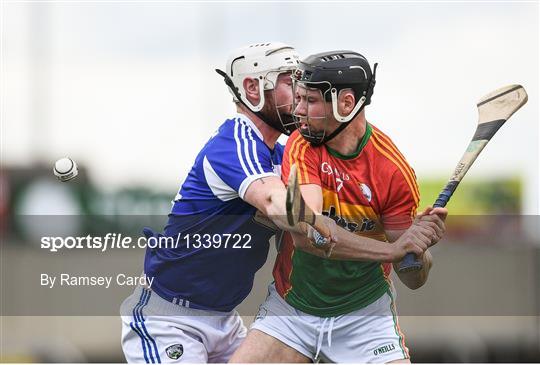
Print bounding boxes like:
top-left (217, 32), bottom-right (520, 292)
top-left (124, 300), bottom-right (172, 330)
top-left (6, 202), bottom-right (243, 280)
top-left (324, 220), bottom-right (395, 261)
top-left (265, 185), bottom-right (398, 262)
top-left (265, 187), bottom-right (307, 235)
top-left (243, 177), bottom-right (308, 235)
top-left (294, 216), bottom-right (396, 262)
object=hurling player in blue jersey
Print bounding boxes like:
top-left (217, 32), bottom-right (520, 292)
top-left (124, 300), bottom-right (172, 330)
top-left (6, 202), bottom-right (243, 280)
top-left (120, 42), bottom-right (442, 363)
top-left (120, 42), bottom-right (307, 364)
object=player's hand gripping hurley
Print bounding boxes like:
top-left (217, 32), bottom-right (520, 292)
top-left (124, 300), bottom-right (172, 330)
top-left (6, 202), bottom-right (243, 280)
top-left (398, 84), bottom-right (528, 273)
top-left (286, 164), bottom-right (333, 249)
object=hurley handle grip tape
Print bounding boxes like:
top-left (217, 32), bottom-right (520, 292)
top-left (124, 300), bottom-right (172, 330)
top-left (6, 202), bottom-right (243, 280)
top-left (398, 181), bottom-right (458, 273)
top-left (399, 253), bottom-right (423, 273)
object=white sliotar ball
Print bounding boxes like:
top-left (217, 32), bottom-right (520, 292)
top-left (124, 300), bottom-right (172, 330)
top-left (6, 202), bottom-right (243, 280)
top-left (53, 157), bottom-right (78, 182)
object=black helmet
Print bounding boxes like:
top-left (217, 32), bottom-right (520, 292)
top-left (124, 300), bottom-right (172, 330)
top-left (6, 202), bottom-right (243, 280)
top-left (295, 51), bottom-right (376, 105)
top-left (292, 51), bottom-right (377, 145)
top-left (293, 50), bottom-right (377, 121)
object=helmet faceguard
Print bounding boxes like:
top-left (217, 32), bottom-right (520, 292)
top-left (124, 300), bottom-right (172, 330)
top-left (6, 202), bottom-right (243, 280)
top-left (216, 42), bottom-right (300, 135)
top-left (292, 81), bottom-right (333, 145)
top-left (291, 51), bottom-right (377, 145)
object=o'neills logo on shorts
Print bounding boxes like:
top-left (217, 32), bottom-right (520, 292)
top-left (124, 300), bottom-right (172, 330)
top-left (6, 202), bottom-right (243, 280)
top-left (373, 343), bottom-right (396, 356)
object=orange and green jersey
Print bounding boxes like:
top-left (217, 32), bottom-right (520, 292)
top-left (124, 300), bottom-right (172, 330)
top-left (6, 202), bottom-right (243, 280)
top-left (274, 122), bottom-right (420, 317)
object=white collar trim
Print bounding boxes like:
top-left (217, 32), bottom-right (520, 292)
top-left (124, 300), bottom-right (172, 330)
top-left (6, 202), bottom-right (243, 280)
top-left (234, 113), bottom-right (264, 141)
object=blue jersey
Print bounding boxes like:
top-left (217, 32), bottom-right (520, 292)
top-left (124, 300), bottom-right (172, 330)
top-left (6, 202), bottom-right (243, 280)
top-left (144, 113), bottom-right (284, 312)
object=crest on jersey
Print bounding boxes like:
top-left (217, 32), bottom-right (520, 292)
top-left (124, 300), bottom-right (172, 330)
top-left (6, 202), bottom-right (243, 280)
top-left (359, 183), bottom-right (372, 202)
top-left (166, 344), bottom-right (184, 360)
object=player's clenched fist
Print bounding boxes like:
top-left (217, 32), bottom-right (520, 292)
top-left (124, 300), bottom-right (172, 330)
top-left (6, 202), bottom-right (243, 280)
top-left (416, 206), bottom-right (448, 246)
top-left (391, 226), bottom-right (430, 262)
top-left (390, 208), bottom-right (447, 263)
top-left (389, 207), bottom-right (448, 289)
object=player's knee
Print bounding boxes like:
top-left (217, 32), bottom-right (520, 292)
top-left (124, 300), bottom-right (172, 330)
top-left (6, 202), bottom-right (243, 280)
top-left (229, 330), bottom-right (265, 362)
top-left (229, 329), bottom-right (308, 363)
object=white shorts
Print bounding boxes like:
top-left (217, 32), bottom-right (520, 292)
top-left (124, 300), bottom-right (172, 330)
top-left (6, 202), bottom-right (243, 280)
top-left (251, 284), bottom-right (409, 363)
top-left (120, 286), bottom-right (247, 363)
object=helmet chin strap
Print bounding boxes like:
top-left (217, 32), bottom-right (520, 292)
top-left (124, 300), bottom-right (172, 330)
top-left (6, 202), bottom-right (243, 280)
top-left (309, 117), bottom-right (352, 146)
top-left (301, 130), bottom-right (327, 146)
top-left (312, 96), bottom-right (366, 146)
top-left (304, 98), bottom-right (368, 146)
top-left (216, 69), bottom-right (292, 135)
top-left (311, 63), bottom-right (377, 146)
top-left (331, 93), bottom-right (367, 123)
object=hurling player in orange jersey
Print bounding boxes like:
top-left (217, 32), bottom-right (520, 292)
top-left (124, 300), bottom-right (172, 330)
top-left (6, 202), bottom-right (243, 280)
top-left (230, 51), bottom-right (448, 363)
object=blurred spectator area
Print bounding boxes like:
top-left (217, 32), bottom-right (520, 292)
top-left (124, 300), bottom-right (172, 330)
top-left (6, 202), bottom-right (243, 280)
top-left (0, 164), bottom-right (534, 244)
top-left (0, 164), bottom-right (173, 243)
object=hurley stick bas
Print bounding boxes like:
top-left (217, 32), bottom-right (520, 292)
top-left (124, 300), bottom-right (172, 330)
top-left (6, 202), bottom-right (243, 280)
top-left (286, 164), bottom-right (331, 242)
top-left (398, 84), bottom-right (528, 273)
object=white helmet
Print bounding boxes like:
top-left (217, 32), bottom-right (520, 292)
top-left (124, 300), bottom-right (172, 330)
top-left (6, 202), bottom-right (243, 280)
top-left (222, 42), bottom-right (299, 112)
